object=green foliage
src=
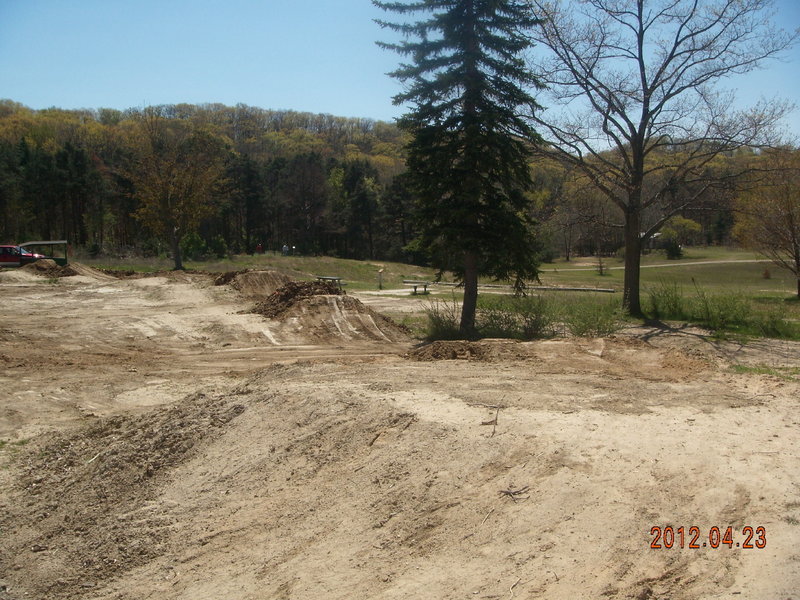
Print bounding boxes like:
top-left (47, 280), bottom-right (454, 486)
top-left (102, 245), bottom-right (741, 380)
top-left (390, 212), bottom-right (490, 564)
top-left (180, 232), bottom-right (207, 261)
top-left (664, 239), bottom-right (683, 260)
top-left (0, 101), bottom-right (409, 262)
top-left (644, 279), bottom-right (800, 339)
top-left (474, 295), bottom-right (558, 340)
top-left (731, 365), bottom-right (800, 380)
top-left (692, 286), bottom-right (751, 331)
top-left (208, 234), bottom-right (228, 259)
top-left (376, 0), bottom-right (545, 332)
top-left (562, 297), bottom-right (624, 338)
top-left (517, 296), bottom-right (560, 339)
top-left (660, 216), bottom-right (702, 244)
top-left (476, 305), bottom-right (521, 339)
top-left (425, 292), bottom-right (622, 341)
top-left (424, 297), bottom-right (464, 340)
top-left (647, 280), bottom-right (686, 320)
top-left (752, 309), bottom-right (798, 339)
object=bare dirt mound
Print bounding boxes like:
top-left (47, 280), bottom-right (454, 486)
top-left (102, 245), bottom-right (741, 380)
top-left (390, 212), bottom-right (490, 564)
top-left (247, 281), bottom-right (410, 343)
top-left (281, 294), bottom-right (411, 343)
top-left (0, 392), bottom-right (246, 599)
top-left (219, 269), bottom-right (292, 299)
top-left (251, 280), bottom-right (344, 318)
top-left (65, 262), bottom-right (119, 281)
top-left (408, 340), bottom-right (494, 361)
top-left (20, 259), bottom-right (78, 278)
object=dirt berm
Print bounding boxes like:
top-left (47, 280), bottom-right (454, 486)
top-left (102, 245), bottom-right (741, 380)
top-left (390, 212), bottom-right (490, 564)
top-left (0, 267), bottom-right (798, 599)
top-left (251, 280), bottom-right (411, 343)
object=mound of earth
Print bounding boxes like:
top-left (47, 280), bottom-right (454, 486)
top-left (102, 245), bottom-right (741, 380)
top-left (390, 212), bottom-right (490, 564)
top-left (280, 294), bottom-right (411, 343)
top-left (67, 262), bottom-right (120, 281)
top-left (251, 280), bottom-right (344, 318)
top-left (407, 340), bottom-right (494, 361)
top-left (248, 281), bottom-right (410, 343)
top-left (0, 392), bottom-right (246, 599)
top-left (218, 269), bottom-right (292, 299)
top-left (20, 259), bottom-right (78, 277)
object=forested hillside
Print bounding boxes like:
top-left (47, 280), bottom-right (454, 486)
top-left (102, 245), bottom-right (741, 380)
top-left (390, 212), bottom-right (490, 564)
top-left (0, 99), bottom-right (415, 261)
top-left (0, 98), bottom-right (749, 265)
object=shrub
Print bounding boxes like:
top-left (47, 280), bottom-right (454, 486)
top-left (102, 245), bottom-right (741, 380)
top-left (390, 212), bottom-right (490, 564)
top-left (750, 310), bottom-right (799, 339)
top-left (424, 298), bottom-right (463, 340)
top-left (476, 305), bottom-right (520, 339)
top-left (474, 295), bottom-right (560, 340)
top-left (563, 297), bottom-right (623, 337)
top-left (518, 296), bottom-right (560, 339)
top-left (647, 280), bottom-right (685, 320)
top-left (208, 235), bottom-right (228, 259)
top-left (664, 239), bottom-right (683, 259)
top-left (180, 232), bottom-right (207, 261)
top-left (691, 287), bottom-right (751, 331)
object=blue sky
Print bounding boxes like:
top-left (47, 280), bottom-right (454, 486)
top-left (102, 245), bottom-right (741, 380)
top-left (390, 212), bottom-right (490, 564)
top-left (1, 0), bottom-right (799, 136)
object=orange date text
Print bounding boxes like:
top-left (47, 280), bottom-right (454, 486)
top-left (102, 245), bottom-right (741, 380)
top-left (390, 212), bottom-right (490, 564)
top-left (649, 526), bottom-right (766, 549)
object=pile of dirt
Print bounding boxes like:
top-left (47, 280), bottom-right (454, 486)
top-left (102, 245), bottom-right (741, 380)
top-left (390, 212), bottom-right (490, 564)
top-left (97, 268), bottom-right (149, 279)
top-left (218, 269), bottom-right (293, 299)
top-left (20, 259), bottom-right (78, 278)
top-left (251, 280), bottom-right (344, 318)
top-left (0, 392), bottom-right (246, 599)
top-left (278, 294), bottom-right (411, 343)
top-left (407, 340), bottom-right (493, 361)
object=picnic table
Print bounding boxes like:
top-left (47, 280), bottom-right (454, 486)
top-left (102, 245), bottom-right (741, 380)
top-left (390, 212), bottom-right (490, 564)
top-left (315, 275), bottom-right (345, 290)
top-left (402, 280), bottom-right (431, 294)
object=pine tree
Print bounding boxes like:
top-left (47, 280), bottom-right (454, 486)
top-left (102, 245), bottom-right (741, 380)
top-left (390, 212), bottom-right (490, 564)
top-left (375, 0), bottom-right (544, 335)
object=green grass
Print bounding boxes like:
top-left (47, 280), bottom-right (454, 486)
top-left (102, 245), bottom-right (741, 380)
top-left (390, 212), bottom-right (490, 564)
top-left (730, 365), bottom-right (800, 381)
top-left (84, 254), bottom-right (440, 292)
top-left (82, 247), bottom-right (800, 340)
top-left (0, 438), bottom-right (29, 452)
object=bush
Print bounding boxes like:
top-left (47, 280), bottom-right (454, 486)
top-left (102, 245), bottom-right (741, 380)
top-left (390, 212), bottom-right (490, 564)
top-left (474, 295), bottom-right (560, 340)
top-left (476, 306), bottom-right (520, 339)
top-left (424, 298), bottom-right (463, 340)
top-left (518, 296), bottom-right (560, 339)
top-left (691, 287), bottom-right (751, 331)
top-left (750, 309), bottom-right (799, 339)
top-left (647, 280), bottom-right (685, 320)
top-left (562, 297), bottom-right (623, 337)
top-left (664, 239), bottom-right (683, 259)
top-left (180, 232), bottom-right (207, 261)
top-left (208, 235), bottom-right (228, 259)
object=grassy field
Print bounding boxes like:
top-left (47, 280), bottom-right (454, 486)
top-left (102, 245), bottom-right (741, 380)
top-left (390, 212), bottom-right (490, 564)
top-left (83, 253), bottom-right (440, 292)
top-left (80, 246), bottom-right (799, 338)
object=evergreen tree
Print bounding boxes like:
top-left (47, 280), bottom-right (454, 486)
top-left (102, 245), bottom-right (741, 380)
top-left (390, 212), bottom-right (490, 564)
top-left (375, 0), bottom-right (544, 335)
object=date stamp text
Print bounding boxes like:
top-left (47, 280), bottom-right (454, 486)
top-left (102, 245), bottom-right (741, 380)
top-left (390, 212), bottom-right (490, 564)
top-left (650, 526), bottom-right (766, 549)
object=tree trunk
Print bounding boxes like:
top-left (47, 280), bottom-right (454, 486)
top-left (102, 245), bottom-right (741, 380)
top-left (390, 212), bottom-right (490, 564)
top-left (796, 254), bottom-right (800, 298)
top-left (171, 226), bottom-right (184, 271)
top-left (622, 209), bottom-right (643, 316)
top-left (460, 251), bottom-right (479, 337)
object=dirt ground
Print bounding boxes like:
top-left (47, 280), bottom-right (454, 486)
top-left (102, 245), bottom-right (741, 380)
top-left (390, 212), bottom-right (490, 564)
top-left (0, 264), bottom-right (798, 600)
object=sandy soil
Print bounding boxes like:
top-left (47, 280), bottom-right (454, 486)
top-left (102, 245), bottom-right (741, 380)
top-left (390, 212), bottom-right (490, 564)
top-left (0, 265), bottom-right (798, 600)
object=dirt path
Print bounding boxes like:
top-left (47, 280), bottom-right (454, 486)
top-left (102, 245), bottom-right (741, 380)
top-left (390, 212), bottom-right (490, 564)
top-left (1, 267), bottom-right (798, 599)
top-left (540, 259), bottom-right (773, 272)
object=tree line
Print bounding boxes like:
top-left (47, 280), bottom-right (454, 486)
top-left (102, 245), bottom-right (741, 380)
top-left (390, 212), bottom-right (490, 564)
top-left (0, 99), bottom-right (415, 264)
top-left (0, 97), bottom-right (791, 274)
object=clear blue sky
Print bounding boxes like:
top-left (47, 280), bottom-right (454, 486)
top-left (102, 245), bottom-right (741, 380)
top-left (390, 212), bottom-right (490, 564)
top-left (1, 0), bottom-right (798, 135)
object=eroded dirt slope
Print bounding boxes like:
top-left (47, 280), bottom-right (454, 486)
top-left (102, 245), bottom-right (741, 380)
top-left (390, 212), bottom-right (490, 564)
top-left (1, 266), bottom-right (799, 600)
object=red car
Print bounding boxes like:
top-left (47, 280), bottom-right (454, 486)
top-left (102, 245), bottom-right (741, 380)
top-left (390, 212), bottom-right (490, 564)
top-left (0, 245), bottom-right (47, 268)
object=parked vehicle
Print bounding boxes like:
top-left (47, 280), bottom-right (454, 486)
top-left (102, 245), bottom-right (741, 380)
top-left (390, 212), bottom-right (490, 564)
top-left (0, 245), bottom-right (46, 268)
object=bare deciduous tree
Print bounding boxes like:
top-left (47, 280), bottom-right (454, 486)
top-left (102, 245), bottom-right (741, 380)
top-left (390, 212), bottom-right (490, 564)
top-left (734, 149), bottom-right (800, 297)
top-left (528, 0), bottom-right (797, 314)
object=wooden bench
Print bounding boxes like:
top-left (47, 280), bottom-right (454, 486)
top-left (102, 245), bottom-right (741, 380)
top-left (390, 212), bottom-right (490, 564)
top-left (402, 280), bottom-right (430, 294)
